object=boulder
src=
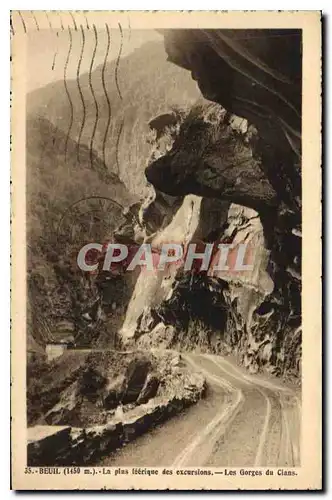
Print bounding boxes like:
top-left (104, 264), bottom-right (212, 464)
top-left (122, 359), bottom-right (151, 404)
top-left (103, 375), bottom-right (126, 410)
top-left (136, 373), bottom-right (160, 404)
top-left (78, 367), bottom-right (107, 402)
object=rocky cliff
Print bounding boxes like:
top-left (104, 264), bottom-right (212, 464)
top-left (26, 32), bottom-right (302, 463)
top-left (27, 32), bottom-right (302, 382)
top-left (132, 30), bottom-right (302, 381)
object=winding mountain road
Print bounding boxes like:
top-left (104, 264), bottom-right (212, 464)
top-left (101, 353), bottom-right (301, 468)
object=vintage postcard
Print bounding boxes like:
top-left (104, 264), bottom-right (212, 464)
top-left (11, 11), bottom-right (322, 490)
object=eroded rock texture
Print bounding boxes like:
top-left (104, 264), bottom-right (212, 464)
top-left (27, 351), bottom-right (205, 465)
top-left (138, 30), bottom-right (302, 381)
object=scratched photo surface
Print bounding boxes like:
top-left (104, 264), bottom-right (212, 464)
top-left (11, 11), bottom-right (312, 482)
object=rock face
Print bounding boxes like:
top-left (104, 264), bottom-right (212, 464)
top-left (145, 103), bottom-right (278, 213)
top-left (27, 350), bottom-right (205, 466)
top-left (122, 359), bottom-right (152, 404)
top-left (28, 375), bottom-right (205, 467)
top-left (146, 30), bottom-right (302, 376)
top-left (136, 373), bottom-right (160, 404)
top-left (137, 59), bottom-right (301, 381)
top-left (118, 193), bottom-right (204, 340)
top-left (30, 31), bottom-right (301, 380)
top-left (91, 32), bottom-right (301, 379)
top-left (27, 349), bottom-right (205, 428)
top-left (161, 29), bottom-right (302, 158)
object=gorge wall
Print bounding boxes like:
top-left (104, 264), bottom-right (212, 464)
top-left (137, 30), bottom-right (302, 381)
top-left (111, 100), bottom-right (301, 382)
top-left (27, 31), bottom-right (302, 383)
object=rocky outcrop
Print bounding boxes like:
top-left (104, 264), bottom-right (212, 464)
top-left (27, 349), bottom-right (205, 426)
top-left (28, 376), bottom-right (205, 467)
top-left (137, 94), bottom-right (301, 380)
top-left (161, 29), bottom-right (301, 159)
top-left (157, 29), bottom-right (302, 294)
top-left (27, 351), bottom-right (205, 466)
top-left (140, 30), bottom-right (301, 382)
top-left (117, 194), bottom-right (204, 340)
top-left (136, 373), bottom-right (160, 404)
top-left (145, 104), bottom-right (278, 214)
top-left (95, 33), bottom-right (301, 381)
top-left (121, 359), bottom-right (152, 404)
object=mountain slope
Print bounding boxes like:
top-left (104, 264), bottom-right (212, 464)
top-left (27, 40), bottom-right (201, 196)
top-left (26, 40), bottom-right (200, 348)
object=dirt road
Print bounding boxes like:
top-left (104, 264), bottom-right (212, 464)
top-left (101, 353), bottom-right (301, 467)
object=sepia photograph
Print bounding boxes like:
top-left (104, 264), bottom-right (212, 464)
top-left (10, 10), bottom-right (322, 490)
